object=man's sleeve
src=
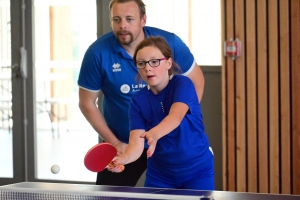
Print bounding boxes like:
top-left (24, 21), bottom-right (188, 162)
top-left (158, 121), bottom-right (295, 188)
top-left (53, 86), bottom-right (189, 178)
top-left (77, 47), bottom-right (102, 91)
top-left (172, 34), bottom-right (195, 75)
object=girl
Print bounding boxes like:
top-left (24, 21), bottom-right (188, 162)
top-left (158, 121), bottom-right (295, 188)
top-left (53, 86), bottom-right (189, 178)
top-left (108, 36), bottom-right (214, 190)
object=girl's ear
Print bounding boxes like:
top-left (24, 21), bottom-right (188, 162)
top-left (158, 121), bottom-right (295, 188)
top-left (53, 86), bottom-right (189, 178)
top-left (166, 58), bottom-right (172, 70)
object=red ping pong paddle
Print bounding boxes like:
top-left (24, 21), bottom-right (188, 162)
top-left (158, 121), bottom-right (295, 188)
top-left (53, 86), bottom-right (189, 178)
top-left (84, 142), bottom-right (124, 172)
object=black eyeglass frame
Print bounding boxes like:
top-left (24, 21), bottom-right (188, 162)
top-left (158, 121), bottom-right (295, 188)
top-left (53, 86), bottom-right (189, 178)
top-left (135, 58), bottom-right (167, 69)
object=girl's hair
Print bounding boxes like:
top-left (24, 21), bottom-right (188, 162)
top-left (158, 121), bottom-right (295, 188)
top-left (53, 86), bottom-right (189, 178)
top-left (133, 36), bottom-right (182, 82)
top-left (109, 0), bottom-right (146, 18)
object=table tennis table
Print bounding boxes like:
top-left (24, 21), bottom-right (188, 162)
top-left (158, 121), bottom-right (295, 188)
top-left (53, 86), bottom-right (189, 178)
top-left (0, 182), bottom-right (299, 200)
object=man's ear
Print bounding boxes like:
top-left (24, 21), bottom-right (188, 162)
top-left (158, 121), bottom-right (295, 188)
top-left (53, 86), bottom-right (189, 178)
top-left (141, 14), bottom-right (147, 27)
top-left (109, 18), bottom-right (113, 28)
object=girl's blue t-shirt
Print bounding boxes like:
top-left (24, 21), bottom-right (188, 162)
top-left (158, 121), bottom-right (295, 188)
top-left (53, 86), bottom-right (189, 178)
top-left (129, 75), bottom-right (211, 169)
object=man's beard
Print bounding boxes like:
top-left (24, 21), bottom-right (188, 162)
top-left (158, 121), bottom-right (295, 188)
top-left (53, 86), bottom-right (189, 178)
top-left (116, 31), bottom-right (134, 45)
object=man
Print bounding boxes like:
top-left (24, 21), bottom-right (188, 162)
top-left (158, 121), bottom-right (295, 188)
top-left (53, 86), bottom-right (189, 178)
top-left (78, 0), bottom-right (204, 186)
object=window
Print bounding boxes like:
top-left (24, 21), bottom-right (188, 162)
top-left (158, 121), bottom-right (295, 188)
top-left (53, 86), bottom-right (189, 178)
top-left (144, 0), bottom-right (221, 66)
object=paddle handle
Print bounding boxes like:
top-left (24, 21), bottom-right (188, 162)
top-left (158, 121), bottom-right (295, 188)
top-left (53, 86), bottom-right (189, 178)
top-left (107, 162), bottom-right (125, 172)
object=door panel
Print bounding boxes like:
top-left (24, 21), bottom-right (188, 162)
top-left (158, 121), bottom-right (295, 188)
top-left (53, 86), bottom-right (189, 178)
top-left (0, 0), bottom-right (13, 179)
top-left (33, 0), bottom-right (98, 182)
top-left (0, 0), bottom-right (98, 186)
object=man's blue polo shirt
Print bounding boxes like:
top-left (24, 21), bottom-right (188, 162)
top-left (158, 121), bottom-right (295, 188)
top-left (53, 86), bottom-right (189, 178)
top-left (78, 26), bottom-right (196, 144)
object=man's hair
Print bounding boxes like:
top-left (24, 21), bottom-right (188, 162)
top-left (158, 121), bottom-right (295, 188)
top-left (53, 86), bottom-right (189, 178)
top-left (109, 0), bottom-right (146, 18)
top-left (133, 36), bottom-right (182, 82)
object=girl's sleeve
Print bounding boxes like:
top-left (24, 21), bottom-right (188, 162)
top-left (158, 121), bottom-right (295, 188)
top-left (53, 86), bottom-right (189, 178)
top-left (129, 97), bottom-right (146, 131)
top-left (173, 77), bottom-right (198, 108)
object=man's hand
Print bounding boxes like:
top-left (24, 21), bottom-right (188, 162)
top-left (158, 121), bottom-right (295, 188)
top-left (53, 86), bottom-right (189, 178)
top-left (113, 141), bottom-right (128, 156)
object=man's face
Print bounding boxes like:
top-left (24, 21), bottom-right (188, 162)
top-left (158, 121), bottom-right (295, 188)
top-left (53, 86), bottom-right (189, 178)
top-left (110, 1), bottom-right (146, 46)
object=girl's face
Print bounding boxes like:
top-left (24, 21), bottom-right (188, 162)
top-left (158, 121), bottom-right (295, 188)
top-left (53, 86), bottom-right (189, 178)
top-left (136, 46), bottom-right (172, 94)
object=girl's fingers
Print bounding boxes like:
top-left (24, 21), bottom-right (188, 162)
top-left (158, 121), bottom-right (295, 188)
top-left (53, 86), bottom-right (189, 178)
top-left (107, 162), bottom-right (125, 172)
top-left (140, 132), bottom-right (146, 138)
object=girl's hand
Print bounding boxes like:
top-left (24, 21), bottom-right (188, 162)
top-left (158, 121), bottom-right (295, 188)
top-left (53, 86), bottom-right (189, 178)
top-left (106, 154), bottom-right (129, 173)
top-left (106, 160), bottom-right (125, 173)
top-left (140, 131), bottom-right (158, 158)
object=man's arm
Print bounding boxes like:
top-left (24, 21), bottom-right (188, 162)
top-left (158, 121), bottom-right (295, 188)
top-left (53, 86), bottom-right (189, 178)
top-left (78, 88), bottom-right (125, 151)
top-left (186, 63), bottom-right (205, 102)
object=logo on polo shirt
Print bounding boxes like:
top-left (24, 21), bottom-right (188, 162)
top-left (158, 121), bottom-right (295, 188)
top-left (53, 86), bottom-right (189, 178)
top-left (112, 63), bottom-right (121, 72)
top-left (120, 84), bottom-right (130, 93)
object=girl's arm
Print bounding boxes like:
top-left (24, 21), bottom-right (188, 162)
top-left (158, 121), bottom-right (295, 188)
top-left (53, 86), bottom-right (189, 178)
top-left (141, 102), bottom-right (189, 157)
top-left (111, 129), bottom-right (145, 167)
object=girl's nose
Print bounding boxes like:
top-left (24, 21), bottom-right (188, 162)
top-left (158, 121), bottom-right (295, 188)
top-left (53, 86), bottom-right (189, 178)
top-left (145, 63), bottom-right (152, 71)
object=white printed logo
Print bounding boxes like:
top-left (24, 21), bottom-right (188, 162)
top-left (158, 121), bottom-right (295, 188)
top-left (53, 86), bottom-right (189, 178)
top-left (209, 146), bottom-right (214, 155)
top-left (132, 83), bottom-right (147, 92)
top-left (112, 63), bottom-right (121, 72)
top-left (120, 84), bottom-right (130, 94)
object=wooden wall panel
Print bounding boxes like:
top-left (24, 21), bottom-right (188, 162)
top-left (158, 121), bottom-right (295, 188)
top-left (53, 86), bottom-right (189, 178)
top-left (224, 0), bottom-right (236, 191)
top-left (291, 0), bottom-right (300, 194)
top-left (222, 0), bottom-right (300, 195)
top-left (256, 0), bottom-right (269, 193)
top-left (234, 0), bottom-right (246, 192)
top-left (279, 0), bottom-right (291, 194)
top-left (245, 0), bottom-right (257, 193)
top-left (268, 0), bottom-right (280, 194)
top-left (221, 0), bottom-right (227, 191)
